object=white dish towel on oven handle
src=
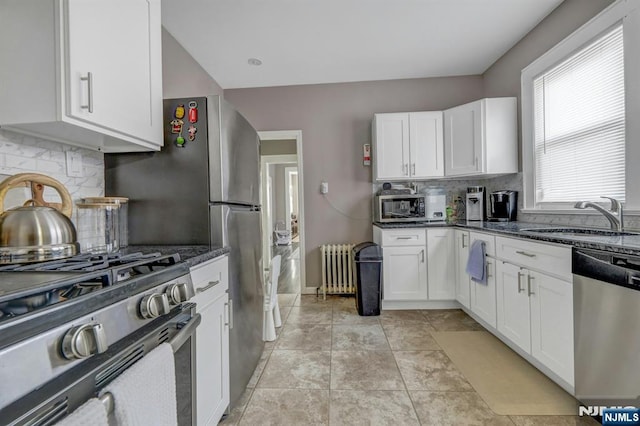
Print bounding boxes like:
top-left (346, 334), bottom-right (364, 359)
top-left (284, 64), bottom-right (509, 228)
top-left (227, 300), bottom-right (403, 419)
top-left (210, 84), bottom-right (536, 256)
top-left (56, 397), bottom-right (108, 426)
top-left (101, 342), bottom-right (177, 426)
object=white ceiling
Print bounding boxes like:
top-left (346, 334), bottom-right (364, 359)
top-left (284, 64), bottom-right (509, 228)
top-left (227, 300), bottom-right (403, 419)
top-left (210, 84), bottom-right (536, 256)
top-left (162, 0), bottom-right (563, 89)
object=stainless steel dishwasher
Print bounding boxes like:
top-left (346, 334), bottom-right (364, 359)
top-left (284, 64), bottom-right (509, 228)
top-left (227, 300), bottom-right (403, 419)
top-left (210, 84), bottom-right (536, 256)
top-left (573, 248), bottom-right (640, 407)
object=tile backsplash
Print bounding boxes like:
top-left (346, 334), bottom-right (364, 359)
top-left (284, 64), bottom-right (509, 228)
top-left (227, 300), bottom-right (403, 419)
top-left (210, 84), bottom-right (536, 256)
top-left (0, 129), bottom-right (104, 210)
top-left (374, 172), bottom-right (640, 231)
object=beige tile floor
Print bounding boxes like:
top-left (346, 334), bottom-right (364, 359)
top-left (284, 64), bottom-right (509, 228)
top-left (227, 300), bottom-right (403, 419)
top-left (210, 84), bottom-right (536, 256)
top-left (221, 294), bottom-right (599, 426)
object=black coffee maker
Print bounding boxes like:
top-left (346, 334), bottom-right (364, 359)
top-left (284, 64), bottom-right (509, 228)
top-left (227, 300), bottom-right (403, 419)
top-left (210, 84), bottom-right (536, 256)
top-left (489, 190), bottom-right (518, 221)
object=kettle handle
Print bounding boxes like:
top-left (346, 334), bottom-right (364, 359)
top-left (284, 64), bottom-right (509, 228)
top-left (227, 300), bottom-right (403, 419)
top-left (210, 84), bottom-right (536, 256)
top-left (0, 173), bottom-right (73, 218)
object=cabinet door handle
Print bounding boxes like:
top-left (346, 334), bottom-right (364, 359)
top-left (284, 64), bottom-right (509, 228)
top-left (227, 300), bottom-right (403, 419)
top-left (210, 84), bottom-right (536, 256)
top-left (80, 72), bottom-right (94, 113)
top-left (485, 261), bottom-right (492, 278)
top-left (517, 271), bottom-right (525, 293)
top-left (196, 280), bottom-right (220, 293)
top-left (411, 163), bottom-right (416, 175)
top-left (527, 275), bottom-right (535, 296)
top-left (224, 301), bottom-right (230, 327)
top-left (475, 156), bottom-right (479, 170)
top-left (515, 250), bottom-right (536, 258)
top-left (421, 249), bottom-right (425, 263)
top-left (228, 297), bottom-right (234, 329)
top-left (404, 164), bottom-right (409, 176)
top-left (461, 234), bottom-right (467, 248)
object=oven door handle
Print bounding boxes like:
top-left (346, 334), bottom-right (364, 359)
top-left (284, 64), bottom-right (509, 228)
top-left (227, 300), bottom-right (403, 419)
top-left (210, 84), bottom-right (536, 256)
top-left (169, 313), bottom-right (201, 352)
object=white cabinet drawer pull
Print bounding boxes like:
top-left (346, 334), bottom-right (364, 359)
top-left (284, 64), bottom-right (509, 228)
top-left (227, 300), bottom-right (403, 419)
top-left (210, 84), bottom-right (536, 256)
top-left (196, 280), bottom-right (220, 293)
top-left (515, 250), bottom-right (536, 258)
top-left (396, 236), bottom-right (416, 240)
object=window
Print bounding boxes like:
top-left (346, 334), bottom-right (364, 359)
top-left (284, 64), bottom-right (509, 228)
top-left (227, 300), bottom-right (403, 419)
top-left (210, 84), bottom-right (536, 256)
top-left (521, 0), bottom-right (640, 212)
top-left (534, 25), bottom-right (625, 205)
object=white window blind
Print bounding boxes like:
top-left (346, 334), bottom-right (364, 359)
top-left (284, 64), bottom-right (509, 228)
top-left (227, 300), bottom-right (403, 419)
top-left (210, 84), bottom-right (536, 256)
top-left (533, 24), bottom-right (625, 205)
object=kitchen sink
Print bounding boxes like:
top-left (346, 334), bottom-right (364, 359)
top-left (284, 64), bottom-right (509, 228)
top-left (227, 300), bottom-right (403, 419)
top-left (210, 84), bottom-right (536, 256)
top-left (520, 227), bottom-right (638, 237)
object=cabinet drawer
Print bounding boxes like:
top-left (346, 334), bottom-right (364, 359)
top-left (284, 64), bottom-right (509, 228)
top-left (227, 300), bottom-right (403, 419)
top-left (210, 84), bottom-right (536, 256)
top-left (381, 229), bottom-right (426, 247)
top-left (469, 231), bottom-right (496, 257)
top-left (496, 237), bottom-right (571, 281)
top-left (190, 255), bottom-right (229, 295)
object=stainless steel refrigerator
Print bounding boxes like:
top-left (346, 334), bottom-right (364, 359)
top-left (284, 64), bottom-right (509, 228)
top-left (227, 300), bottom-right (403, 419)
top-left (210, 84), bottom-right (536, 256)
top-left (105, 95), bottom-right (264, 406)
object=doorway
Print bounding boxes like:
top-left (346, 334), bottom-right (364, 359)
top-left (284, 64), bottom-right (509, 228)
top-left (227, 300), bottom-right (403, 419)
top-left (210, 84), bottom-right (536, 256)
top-left (258, 130), bottom-right (306, 297)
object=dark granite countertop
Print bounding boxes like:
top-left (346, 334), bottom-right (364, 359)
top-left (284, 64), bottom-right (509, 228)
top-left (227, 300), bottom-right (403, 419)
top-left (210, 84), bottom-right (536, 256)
top-left (124, 245), bottom-right (230, 268)
top-left (374, 221), bottom-right (640, 256)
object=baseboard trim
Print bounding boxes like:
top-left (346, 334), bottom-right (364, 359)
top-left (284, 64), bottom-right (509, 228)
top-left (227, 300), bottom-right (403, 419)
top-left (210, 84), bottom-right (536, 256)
top-left (382, 300), bottom-right (462, 310)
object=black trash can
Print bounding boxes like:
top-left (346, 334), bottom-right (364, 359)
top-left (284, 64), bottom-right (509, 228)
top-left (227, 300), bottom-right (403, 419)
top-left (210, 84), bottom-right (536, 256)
top-left (353, 242), bottom-right (383, 316)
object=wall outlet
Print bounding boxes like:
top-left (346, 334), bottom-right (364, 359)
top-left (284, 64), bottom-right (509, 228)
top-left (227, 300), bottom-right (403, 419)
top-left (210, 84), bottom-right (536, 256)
top-left (66, 151), bottom-right (83, 177)
top-left (320, 181), bottom-right (329, 194)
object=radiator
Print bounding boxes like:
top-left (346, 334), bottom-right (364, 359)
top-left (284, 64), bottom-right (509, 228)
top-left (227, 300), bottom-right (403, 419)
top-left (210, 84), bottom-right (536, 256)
top-left (320, 244), bottom-right (355, 296)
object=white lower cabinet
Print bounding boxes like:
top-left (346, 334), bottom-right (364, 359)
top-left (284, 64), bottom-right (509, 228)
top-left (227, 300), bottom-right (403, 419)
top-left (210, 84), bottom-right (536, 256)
top-left (373, 226), bottom-right (456, 307)
top-left (495, 257), bottom-right (574, 386)
top-left (469, 257), bottom-right (497, 328)
top-left (454, 230), bottom-right (471, 308)
top-left (496, 261), bottom-right (531, 352)
top-left (190, 256), bottom-right (230, 426)
top-left (382, 245), bottom-right (428, 300)
top-left (427, 228), bottom-right (455, 300)
top-left (468, 232), bottom-right (497, 328)
top-left (529, 270), bottom-right (574, 386)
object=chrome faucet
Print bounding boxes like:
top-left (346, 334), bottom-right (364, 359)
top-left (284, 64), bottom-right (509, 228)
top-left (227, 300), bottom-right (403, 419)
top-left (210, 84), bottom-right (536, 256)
top-left (574, 196), bottom-right (624, 231)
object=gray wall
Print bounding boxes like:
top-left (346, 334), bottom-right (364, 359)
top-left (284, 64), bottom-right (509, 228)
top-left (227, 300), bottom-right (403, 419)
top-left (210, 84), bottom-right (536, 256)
top-left (482, 0), bottom-right (617, 227)
top-left (162, 28), bottom-right (224, 98)
top-left (225, 76), bottom-right (484, 288)
top-left (483, 0), bottom-right (613, 99)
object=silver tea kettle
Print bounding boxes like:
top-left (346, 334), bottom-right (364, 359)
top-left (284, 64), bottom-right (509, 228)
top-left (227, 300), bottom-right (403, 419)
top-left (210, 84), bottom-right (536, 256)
top-left (0, 173), bottom-right (79, 264)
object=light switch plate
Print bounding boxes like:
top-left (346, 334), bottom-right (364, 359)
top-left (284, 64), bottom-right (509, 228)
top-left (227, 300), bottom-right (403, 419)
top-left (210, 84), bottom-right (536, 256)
top-left (66, 151), bottom-right (83, 177)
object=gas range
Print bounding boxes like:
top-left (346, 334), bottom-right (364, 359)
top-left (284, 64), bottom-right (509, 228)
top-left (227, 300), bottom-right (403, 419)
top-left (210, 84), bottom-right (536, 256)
top-left (0, 251), bottom-right (196, 412)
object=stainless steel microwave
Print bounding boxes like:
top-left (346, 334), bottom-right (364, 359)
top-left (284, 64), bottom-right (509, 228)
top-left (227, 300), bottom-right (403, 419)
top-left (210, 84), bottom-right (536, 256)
top-left (375, 194), bottom-right (427, 222)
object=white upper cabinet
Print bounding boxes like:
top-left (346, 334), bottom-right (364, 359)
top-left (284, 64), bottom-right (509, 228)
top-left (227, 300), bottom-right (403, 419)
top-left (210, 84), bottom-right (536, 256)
top-left (444, 97), bottom-right (517, 177)
top-left (0, 0), bottom-right (163, 152)
top-left (373, 111), bottom-right (444, 181)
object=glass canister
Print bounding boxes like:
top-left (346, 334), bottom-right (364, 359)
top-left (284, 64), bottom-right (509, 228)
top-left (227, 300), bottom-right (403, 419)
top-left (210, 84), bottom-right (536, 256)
top-left (75, 202), bottom-right (120, 253)
top-left (83, 196), bottom-right (129, 247)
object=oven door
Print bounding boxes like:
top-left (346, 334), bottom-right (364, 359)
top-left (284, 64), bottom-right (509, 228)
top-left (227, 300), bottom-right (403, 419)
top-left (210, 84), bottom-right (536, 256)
top-left (0, 304), bottom-right (200, 426)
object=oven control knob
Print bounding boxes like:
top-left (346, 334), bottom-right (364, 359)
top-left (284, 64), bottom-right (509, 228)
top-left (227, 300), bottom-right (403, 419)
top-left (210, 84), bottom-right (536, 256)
top-left (139, 293), bottom-right (170, 319)
top-left (61, 323), bottom-right (108, 360)
top-left (166, 282), bottom-right (192, 305)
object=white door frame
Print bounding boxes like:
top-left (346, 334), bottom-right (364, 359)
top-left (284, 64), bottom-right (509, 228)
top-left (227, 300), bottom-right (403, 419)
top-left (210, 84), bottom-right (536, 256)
top-left (284, 167), bottom-right (298, 233)
top-left (258, 130), bottom-right (307, 293)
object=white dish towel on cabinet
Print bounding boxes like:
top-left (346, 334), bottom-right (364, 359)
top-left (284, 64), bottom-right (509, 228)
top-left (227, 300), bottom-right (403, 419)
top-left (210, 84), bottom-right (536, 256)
top-left (101, 342), bottom-right (177, 426)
